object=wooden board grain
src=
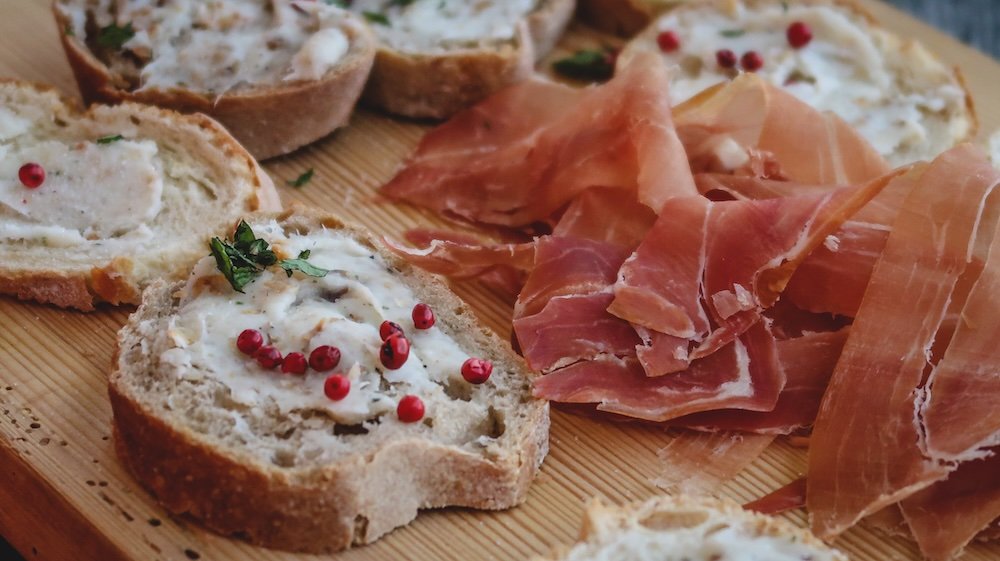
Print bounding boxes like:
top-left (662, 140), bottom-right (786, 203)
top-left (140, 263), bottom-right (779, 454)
top-left (0, 2), bottom-right (998, 561)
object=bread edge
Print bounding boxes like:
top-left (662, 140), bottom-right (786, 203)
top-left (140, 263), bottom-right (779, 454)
top-left (361, 0), bottom-right (575, 119)
top-left (108, 207), bottom-right (550, 554)
top-left (52, 3), bottom-right (377, 160)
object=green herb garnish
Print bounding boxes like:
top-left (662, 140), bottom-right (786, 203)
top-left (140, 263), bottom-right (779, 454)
top-left (97, 22), bottom-right (135, 50)
top-left (390, 0), bottom-right (416, 5)
top-left (363, 11), bottom-right (390, 25)
top-left (64, 23), bottom-right (74, 37)
top-left (287, 168), bottom-right (314, 188)
top-left (552, 48), bottom-right (616, 82)
top-left (324, 0), bottom-right (349, 6)
top-left (209, 220), bottom-right (328, 292)
top-left (96, 134), bottom-right (124, 144)
top-left (720, 29), bottom-right (746, 38)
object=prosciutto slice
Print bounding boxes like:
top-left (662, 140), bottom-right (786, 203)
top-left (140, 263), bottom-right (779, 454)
top-left (900, 453), bottom-right (1000, 561)
top-left (553, 187), bottom-right (656, 249)
top-left (674, 74), bottom-right (890, 186)
top-left (380, 52), bottom-right (696, 227)
top-left (807, 146), bottom-right (1000, 539)
top-left (653, 431), bottom-right (774, 493)
top-left (533, 321), bottom-right (784, 422)
top-left (745, 478), bottom-right (807, 515)
top-left (675, 328), bottom-right (849, 434)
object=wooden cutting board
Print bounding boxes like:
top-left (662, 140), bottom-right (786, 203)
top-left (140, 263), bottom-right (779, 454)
top-left (0, 2), bottom-right (997, 560)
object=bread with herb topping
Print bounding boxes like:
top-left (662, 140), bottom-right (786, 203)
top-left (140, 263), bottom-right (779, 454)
top-left (53, 0), bottom-right (376, 159)
top-left (349, 0), bottom-right (575, 119)
top-left (0, 80), bottom-right (279, 311)
top-left (109, 208), bottom-right (550, 553)
top-left (536, 495), bottom-right (847, 561)
top-left (619, 0), bottom-right (976, 165)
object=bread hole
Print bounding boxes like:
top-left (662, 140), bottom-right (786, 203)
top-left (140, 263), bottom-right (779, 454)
top-left (638, 510), bottom-right (709, 531)
top-left (129, 115), bottom-right (141, 125)
top-left (478, 406), bottom-right (506, 439)
top-left (422, 417), bottom-right (434, 428)
top-left (271, 448), bottom-right (296, 467)
top-left (333, 423), bottom-right (369, 436)
top-left (352, 515), bottom-right (369, 545)
top-left (442, 377), bottom-right (473, 402)
top-left (53, 117), bottom-right (68, 127)
top-left (702, 522), bottom-right (730, 537)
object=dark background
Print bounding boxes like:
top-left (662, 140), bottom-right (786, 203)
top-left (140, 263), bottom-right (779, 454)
top-left (0, 1), bottom-right (997, 561)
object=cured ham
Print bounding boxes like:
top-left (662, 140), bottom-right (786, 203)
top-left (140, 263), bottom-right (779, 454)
top-left (900, 453), bottom-right (1000, 561)
top-left (610, 171), bottom-right (899, 376)
top-left (745, 478), bottom-right (807, 515)
top-left (380, 52), bottom-right (696, 227)
top-left (675, 329), bottom-right (849, 434)
top-left (807, 146), bottom-right (1000, 539)
top-left (674, 74), bottom-right (890, 186)
top-left (533, 322), bottom-right (784, 422)
top-left (553, 187), bottom-right (657, 249)
top-left (653, 431), bottom-right (774, 493)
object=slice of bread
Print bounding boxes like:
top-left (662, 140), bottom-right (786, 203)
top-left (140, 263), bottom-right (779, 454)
top-left (109, 208), bottom-right (550, 553)
top-left (54, 0), bottom-right (376, 159)
top-left (620, 0), bottom-right (976, 166)
top-left (578, 0), bottom-right (690, 37)
top-left (537, 495), bottom-right (847, 561)
top-left (0, 80), bottom-right (279, 311)
top-left (350, 0), bottom-right (575, 119)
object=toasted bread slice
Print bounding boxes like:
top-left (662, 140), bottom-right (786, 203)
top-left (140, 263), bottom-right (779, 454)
top-left (578, 0), bottom-right (690, 37)
top-left (0, 80), bottom-right (279, 311)
top-left (537, 495), bottom-right (847, 561)
top-left (109, 209), bottom-right (550, 553)
top-left (620, 0), bottom-right (976, 166)
top-left (350, 0), bottom-right (575, 119)
top-left (54, 0), bottom-right (376, 159)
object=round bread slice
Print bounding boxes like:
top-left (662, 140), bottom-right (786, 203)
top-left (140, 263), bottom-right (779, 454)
top-left (109, 208), bottom-right (550, 553)
top-left (619, 0), bottom-right (976, 166)
top-left (537, 495), bottom-right (847, 561)
top-left (349, 0), bottom-right (575, 119)
top-left (53, 0), bottom-right (376, 160)
top-left (0, 80), bottom-right (279, 311)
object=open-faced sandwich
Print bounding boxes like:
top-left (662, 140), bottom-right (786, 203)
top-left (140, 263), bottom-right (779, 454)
top-left (620, 0), bottom-right (975, 165)
top-left (537, 495), bottom-right (847, 561)
top-left (0, 80), bottom-right (279, 311)
top-left (109, 209), bottom-right (550, 553)
top-left (53, 0), bottom-right (376, 159)
top-left (347, 0), bottom-right (575, 119)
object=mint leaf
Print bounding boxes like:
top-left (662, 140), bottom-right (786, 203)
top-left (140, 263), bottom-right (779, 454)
top-left (95, 134), bottom-right (123, 144)
top-left (97, 22), bottom-right (135, 50)
top-left (279, 250), bottom-right (330, 279)
top-left (286, 168), bottom-right (314, 188)
top-left (553, 49), bottom-right (615, 82)
top-left (363, 11), bottom-right (390, 26)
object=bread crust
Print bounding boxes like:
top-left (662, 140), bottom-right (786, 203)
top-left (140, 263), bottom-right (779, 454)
top-left (109, 208), bottom-right (550, 553)
top-left (577, 0), bottom-right (662, 37)
top-left (361, 0), bottom-right (575, 119)
top-left (0, 80), bottom-right (279, 311)
top-left (52, 4), bottom-right (377, 160)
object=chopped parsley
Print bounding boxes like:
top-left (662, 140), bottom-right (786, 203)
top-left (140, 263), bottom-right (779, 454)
top-left (719, 29), bottom-right (746, 38)
top-left (96, 22), bottom-right (135, 50)
top-left (363, 11), bottom-right (391, 26)
top-left (552, 48), bottom-right (616, 82)
top-left (286, 168), bottom-right (314, 188)
top-left (95, 134), bottom-right (124, 144)
top-left (64, 23), bottom-right (74, 37)
top-left (209, 220), bottom-right (329, 293)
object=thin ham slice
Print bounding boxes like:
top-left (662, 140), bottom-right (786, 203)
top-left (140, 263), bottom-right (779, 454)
top-left (675, 328), bottom-right (849, 434)
top-left (380, 52), bottom-right (696, 227)
top-left (745, 478), bottom-right (807, 515)
top-left (807, 146), bottom-right (1000, 539)
top-left (553, 187), bottom-right (656, 249)
top-left (652, 431), bottom-right (774, 493)
top-left (533, 321), bottom-right (784, 422)
top-left (900, 453), bottom-right (1000, 561)
top-left (674, 74), bottom-right (890, 186)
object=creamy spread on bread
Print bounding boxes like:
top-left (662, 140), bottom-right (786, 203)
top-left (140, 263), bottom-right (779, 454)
top-left (63, 0), bottom-right (359, 93)
top-left (161, 223), bottom-right (485, 426)
top-left (644, 2), bottom-right (969, 164)
top-left (0, 138), bottom-right (162, 246)
top-left (348, 0), bottom-right (537, 52)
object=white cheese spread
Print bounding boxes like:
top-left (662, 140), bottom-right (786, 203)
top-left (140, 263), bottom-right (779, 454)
top-left (0, 139), bottom-right (162, 245)
top-left (348, 0), bottom-right (536, 52)
top-left (68, 0), bottom-right (355, 93)
top-left (645, 2), bottom-right (969, 164)
top-left (163, 223), bottom-right (479, 426)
